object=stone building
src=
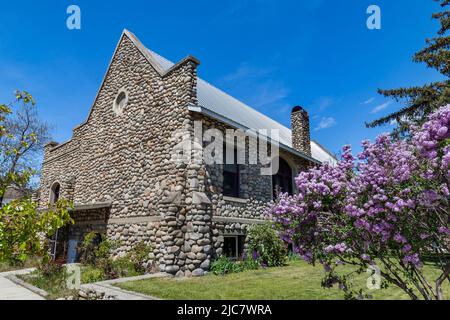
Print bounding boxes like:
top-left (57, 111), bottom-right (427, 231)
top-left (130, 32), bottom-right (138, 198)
top-left (38, 30), bottom-right (336, 276)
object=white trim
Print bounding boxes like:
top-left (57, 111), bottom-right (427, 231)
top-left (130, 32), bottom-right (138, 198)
top-left (71, 202), bottom-right (112, 211)
top-left (222, 196), bottom-right (248, 204)
top-left (212, 216), bottom-right (265, 224)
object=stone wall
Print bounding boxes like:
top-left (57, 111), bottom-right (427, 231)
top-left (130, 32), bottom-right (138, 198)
top-left (39, 31), bottom-right (199, 269)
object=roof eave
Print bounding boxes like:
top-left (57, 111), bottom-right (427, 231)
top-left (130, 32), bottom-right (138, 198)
top-left (187, 103), bottom-right (321, 165)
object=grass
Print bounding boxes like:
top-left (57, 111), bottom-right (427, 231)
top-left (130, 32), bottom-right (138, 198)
top-left (116, 259), bottom-right (450, 300)
top-left (18, 268), bottom-right (76, 300)
top-left (17, 263), bottom-right (144, 299)
top-left (0, 256), bottom-right (41, 273)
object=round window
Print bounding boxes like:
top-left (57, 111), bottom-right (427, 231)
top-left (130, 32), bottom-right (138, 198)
top-left (113, 89), bottom-right (128, 115)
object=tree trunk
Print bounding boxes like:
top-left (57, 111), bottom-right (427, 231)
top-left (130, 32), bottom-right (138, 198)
top-left (436, 262), bottom-right (450, 300)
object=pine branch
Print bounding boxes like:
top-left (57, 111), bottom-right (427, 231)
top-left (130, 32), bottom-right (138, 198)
top-left (368, 1), bottom-right (450, 130)
top-left (366, 81), bottom-right (449, 128)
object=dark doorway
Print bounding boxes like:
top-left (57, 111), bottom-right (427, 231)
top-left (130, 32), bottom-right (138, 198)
top-left (272, 157), bottom-right (293, 198)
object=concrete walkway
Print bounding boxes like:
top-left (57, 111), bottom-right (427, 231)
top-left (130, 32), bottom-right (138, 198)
top-left (0, 269), bottom-right (44, 300)
top-left (81, 273), bottom-right (169, 300)
top-left (0, 268), bottom-right (167, 300)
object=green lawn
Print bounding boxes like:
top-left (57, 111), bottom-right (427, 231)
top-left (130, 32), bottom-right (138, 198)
top-left (116, 260), bottom-right (450, 300)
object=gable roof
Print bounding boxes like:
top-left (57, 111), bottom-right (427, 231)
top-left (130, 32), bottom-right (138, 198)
top-left (146, 47), bottom-right (337, 165)
top-left (64, 30), bottom-right (336, 165)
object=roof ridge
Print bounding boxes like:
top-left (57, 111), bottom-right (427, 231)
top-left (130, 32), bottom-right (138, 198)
top-left (197, 78), bottom-right (292, 133)
top-left (147, 48), bottom-right (293, 134)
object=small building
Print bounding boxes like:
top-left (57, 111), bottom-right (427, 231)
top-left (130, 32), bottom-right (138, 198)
top-left (38, 30), bottom-right (336, 275)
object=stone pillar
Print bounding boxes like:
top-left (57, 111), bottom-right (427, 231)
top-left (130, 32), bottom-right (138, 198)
top-left (178, 119), bottom-right (212, 277)
top-left (291, 106), bottom-right (311, 156)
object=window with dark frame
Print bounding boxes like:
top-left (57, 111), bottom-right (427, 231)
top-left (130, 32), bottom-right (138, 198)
top-left (223, 235), bottom-right (245, 259)
top-left (223, 145), bottom-right (240, 198)
top-left (272, 157), bottom-right (293, 198)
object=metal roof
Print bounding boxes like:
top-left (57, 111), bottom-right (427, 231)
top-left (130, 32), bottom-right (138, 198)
top-left (147, 49), bottom-right (336, 165)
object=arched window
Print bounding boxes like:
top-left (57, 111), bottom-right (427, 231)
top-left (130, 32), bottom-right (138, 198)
top-left (50, 182), bottom-right (61, 204)
top-left (272, 157), bottom-right (293, 198)
top-left (113, 88), bottom-right (128, 116)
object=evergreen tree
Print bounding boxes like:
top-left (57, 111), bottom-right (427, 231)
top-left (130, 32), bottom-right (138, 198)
top-left (366, 0), bottom-right (450, 132)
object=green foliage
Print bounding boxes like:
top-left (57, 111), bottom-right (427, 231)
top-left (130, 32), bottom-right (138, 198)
top-left (0, 198), bottom-right (73, 264)
top-left (80, 265), bottom-right (105, 284)
top-left (20, 261), bottom-right (76, 300)
top-left (38, 260), bottom-right (65, 278)
top-left (0, 255), bottom-right (41, 273)
top-left (288, 252), bottom-right (301, 262)
top-left (111, 256), bottom-right (140, 278)
top-left (0, 91), bottom-right (70, 265)
top-left (79, 232), bottom-right (119, 279)
top-left (210, 256), bottom-right (259, 275)
top-left (247, 222), bottom-right (287, 267)
top-left (367, 0), bottom-right (450, 132)
top-left (127, 241), bottom-right (153, 274)
top-left (240, 256), bottom-right (260, 271)
top-left (0, 90), bottom-right (45, 197)
top-left (79, 232), bottom-right (152, 281)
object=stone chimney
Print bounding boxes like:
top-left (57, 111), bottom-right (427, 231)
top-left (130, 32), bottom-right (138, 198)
top-left (291, 106), bottom-right (311, 155)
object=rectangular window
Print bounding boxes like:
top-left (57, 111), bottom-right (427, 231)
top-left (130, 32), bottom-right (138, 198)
top-left (223, 235), bottom-right (245, 259)
top-left (223, 146), bottom-right (240, 198)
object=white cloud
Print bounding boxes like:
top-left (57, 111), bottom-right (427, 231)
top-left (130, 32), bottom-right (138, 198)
top-left (219, 63), bottom-right (272, 83)
top-left (246, 82), bottom-right (289, 108)
top-left (314, 96), bottom-right (334, 111)
top-left (371, 101), bottom-right (392, 114)
top-left (315, 117), bottom-right (337, 131)
top-left (363, 97), bottom-right (375, 105)
top-left (216, 63), bottom-right (290, 111)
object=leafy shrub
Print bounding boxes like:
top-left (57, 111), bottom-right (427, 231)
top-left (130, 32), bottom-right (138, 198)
top-left (112, 256), bottom-right (139, 278)
top-left (211, 256), bottom-right (241, 275)
top-left (0, 198), bottom-right (72, 264)
top-left (240, 256), bottom-right (260, 271)
top-left (211, 256), bottom-right (259, 275)
top-left (38, 260), bottom-right (65, 278)
top-left (247, 222), bottom-right (287, 267)
top-left (288, 251), bottom-right (301, 262)
top-left (79, 232), bottom-right (119, 279)
top-left (80, 265), bottom-right (105, 283)
top-left (79, 233), bottom-right (153, 280)
top-left (127, 241), bottom-right (153, 273)
top-left (20, 261), bottom-right (76, 299)
top-left (0, 255), bottom-right (41, 273)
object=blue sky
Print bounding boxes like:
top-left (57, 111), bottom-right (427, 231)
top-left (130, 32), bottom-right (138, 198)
top-left (0, 0), bottom-right (445, 157)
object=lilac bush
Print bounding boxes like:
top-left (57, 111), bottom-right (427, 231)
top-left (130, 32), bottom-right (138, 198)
top-left (270, 105), bottom-right (450, 300)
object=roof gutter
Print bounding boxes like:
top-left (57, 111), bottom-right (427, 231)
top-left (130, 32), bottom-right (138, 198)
top-left (187, 104), bottom-right (321, 165)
